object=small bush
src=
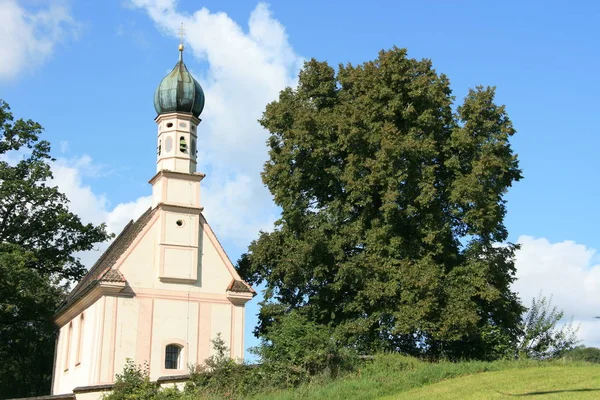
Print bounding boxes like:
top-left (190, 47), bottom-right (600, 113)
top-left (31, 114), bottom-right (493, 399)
top-left (517, 294), bottom-right (579, 359)
top-left (186, 333), bottom-right (256, 398)
top-left (253, 311), bottom-right (358, 385)
top-left (185, 315), bottom-right (358, 399)
top-left (104, 359), bottom-right (159, 400)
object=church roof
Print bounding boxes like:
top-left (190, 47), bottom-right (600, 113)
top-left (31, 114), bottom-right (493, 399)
top-left (227, 279), bottom-right (254, 294)
top-left (56, 207), bottom-right (158, 315)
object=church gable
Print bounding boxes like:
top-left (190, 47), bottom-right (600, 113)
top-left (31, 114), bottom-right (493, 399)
top-left (112, 206), bottom-right (254, 297)
top-left (56, 202), bottom-right (254, 321)
top-left (55, 207), bottom-right (158, 319)
top-left (199, 214), bottom-right (254, 295)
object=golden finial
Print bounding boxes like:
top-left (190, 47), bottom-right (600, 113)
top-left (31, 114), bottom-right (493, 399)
top-left (178, 23), bottom-right (185, 58)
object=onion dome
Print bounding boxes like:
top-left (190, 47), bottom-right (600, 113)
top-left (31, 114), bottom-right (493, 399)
top-left (154, 44), bottom-right (205, 117)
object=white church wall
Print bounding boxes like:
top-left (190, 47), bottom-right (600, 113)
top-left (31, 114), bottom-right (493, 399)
top-left (210, 303), bottom-right (232, 357)
top-left (112, 296), bottom-right (140, 380)
top-left (117, 222), bottom-right (158, 288)
top-left (98, 296), bottom-right (118, 384)
top-left (151, 178), bottom-right (164, 208)
top-left (163, 211), bottom-right (198, 246)
top-left (116, 213), bottom-right (236, 295)
top-left (53, 297), bottom-right (102, 395)
top-left (194, 226), bottom-right (236, 293)
top-left (149, 298), bottom-right (199, 379)
top-left (233, 305), bottom-right (245, 360)
top-left (165, 178), bottom-right (200, 207)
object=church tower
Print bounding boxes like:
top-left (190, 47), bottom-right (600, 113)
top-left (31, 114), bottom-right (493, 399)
top-left (150, 42), bottom-right (206, 283)
top-left (50, 38), bottom-right (254, 397)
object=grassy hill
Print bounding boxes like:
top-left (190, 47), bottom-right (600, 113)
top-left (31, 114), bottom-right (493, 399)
top-left (390, 366), bottom-right (600, 399)
top-left (248, 355), bottom-right (600, 400)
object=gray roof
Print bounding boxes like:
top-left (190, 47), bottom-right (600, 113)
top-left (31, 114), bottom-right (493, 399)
top-left (227, 279), bottom-right (254, 294)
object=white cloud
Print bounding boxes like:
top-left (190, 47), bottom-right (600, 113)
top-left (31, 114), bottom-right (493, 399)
top-left (129, 0), bottom-right (302, 247)
top-left (0, 0), bottom-right (79, 80)
top-left (202, 174), bottom-right (277, 248)
top-left (514, 236), bottom-right (600, 348)
top-left (51, 155), bottom-right (151, 268)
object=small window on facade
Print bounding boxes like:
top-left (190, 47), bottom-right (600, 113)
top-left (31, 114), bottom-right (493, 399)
top-left (191, 125), bottom-right (196, 132)
top-left (166, 122), bottom-right (173, 128)
top-left (165, 137), bottom-right (173, 153)
top-left (165, 344), bottom-right (181, 369)
top-left (179, 136), bottom-right (187, 153)
top-left (76, 314), bottom-right (84, 365)
top-left (157, 140), bottom-right (162, 156)
top-left (64, 322), bottom-right (73, 371)
top-left (179, 122), bottom-right (186, 128)
top-left (191, 139), bottom-right (196, 156)
top-left (176, 219), bottom-right (184, 227)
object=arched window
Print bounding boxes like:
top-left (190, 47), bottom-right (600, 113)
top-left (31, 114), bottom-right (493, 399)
top-left (64, 322), bottom-right (73, 371)
top-left (76, 313), bottom-right (84, 366)
top-left (165, 344), bottom-right (182, 369)
top-left (179, 136), bottom-right (187, 153)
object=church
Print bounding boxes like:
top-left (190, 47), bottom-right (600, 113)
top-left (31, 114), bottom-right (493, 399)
top-left (50, 42), bottom-right (255, 396)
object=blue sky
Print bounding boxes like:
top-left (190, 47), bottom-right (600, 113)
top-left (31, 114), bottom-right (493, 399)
top-left (2, 0), bottom-right (600, 353)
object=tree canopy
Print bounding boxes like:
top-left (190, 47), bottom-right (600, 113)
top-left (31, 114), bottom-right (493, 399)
top-left (238, 48), bottom-right (523, 359)
top-left (0, 100), bottom-right (112, 396)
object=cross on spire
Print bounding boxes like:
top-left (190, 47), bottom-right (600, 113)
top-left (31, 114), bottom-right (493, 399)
top-left (178, 23), bottom-right (185, 61)
top-left (178, 23), bottom-right (185, 45)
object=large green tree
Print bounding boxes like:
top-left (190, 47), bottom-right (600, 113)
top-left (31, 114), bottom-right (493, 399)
top-left (239, 48), bottom-right (523, 360)
top-left (0, 100), bottom-right (111, 397)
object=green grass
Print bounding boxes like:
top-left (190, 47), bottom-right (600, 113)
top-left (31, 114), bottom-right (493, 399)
top-left (246, 355), bottom-right (600, 400)
top-left (389, 365), bottom-right (600, 399)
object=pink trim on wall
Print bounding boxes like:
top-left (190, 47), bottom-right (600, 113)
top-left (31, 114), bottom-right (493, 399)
top-left (89, 303), bottom-right (98, 384)
top-left (108, 297), bottom-right (119, 382)
top-left (136, 298), bottom-right (154, 365)
top-left (230, 305), bottom-right (235, 358)
top-left (96, 297), bottom-right (107, 383)
top-left (64, 322), bottom-right (73, 372)
top-left (133, 288), bottom-right (230, 304)
top-left (197, 303), bottom-right (212, 363)
top-left (241, 305), bottom-right (245, 361)
top-left (75, 313), bottom-right (84, 366)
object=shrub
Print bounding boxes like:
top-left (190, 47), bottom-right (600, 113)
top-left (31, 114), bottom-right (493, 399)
top-left (517, 294), bottom-right (579, 359)
top-left (186, 334), bottom-right (261, 399)
top-left (253, 311), bottom-right (358, 384)
top-left (104, 359), bottom-right (159, 400)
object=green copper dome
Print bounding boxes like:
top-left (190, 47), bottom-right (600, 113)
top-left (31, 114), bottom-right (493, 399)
top-left (154, 47), bottom-right (205, 117)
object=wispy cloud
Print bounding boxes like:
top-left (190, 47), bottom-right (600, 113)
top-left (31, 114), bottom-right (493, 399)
top-left (0, 0), bottom-right (80, 80)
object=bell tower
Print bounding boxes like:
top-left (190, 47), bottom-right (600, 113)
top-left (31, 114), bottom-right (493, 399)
top-left (150, 34), bottom-right (207, 282)
top-left (155, 112), bottom-right (199, 174)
